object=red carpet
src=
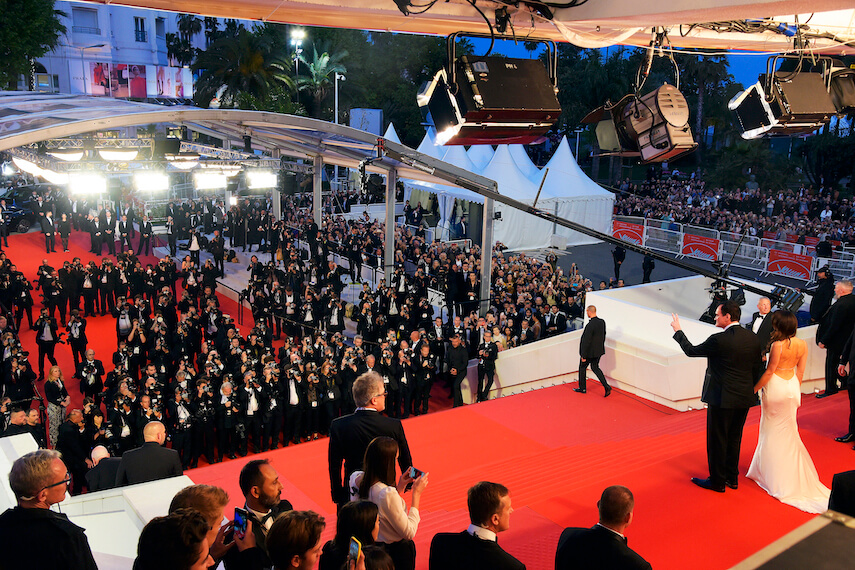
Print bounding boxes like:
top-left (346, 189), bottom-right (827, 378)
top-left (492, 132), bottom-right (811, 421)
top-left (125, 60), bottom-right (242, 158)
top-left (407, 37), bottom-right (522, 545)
top-left (7, 228), bottom-right (451, 469)
top-left (192, 382), bottom-right (854, 570)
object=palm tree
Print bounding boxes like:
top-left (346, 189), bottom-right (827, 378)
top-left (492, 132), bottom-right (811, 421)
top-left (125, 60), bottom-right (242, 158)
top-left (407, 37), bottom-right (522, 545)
top-left (193, 27), bottom-right (295, 109)
top-left (167, 13), bottom-right (203, 66)
top-left (296, 45), bottom-right (347, 119)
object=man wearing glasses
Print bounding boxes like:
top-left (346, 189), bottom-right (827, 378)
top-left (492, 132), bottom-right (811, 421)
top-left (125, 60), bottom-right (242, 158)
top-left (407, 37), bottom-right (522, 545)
top-left (0, 449), bottom-right (97, 568)
top-left (328, 371), bottom-right (413, 510)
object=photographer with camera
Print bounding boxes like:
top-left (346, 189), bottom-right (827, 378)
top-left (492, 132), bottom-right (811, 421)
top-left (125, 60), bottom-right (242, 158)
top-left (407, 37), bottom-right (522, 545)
top-left (282, 356), bottom-right (307, 446)
top-left (34, 307), bottom-right (61, 381)
top-left (378, 348), bottom-right (400, 419)
top-left (216, 380), bottom-right (240, 460)
top-left (74, 349), bottom-right (105, 409)
top-left (5, 355), bottom-right (36, 410)
top-left (190, 378), bottom-right (217, 467)
top-left (11, 267), bottom-right (34, 331)
top-left (167, 386), bottom-right (195, 469)
top-left (476, 331), bottom-right (499, 403)
top-left (65, 309), bottom-right (88, 368)
top-left (238, 371), bottom-right (264, 456)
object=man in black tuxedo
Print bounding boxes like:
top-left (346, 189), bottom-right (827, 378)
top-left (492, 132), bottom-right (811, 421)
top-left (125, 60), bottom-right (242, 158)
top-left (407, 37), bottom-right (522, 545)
top-left (576, 305), bottom-right (610, 396)
top-left (671, 301), bottom-right (762, 492)
top-left (101, 210), bottom-right (116, 256)
top-left (85, 445), bottom-right (121, 492)
top-left (117, 215), bottom-right (132, 253)
top-left (138, 214), bottom-right (153, 256)
top-left (828, 469), bottom-right (855, 517)
top-left (816, 279), bottom-right (855, 398)
top-left (747, 296), bottom-right (773, 357)
top-left (544, 304), bottom-right (567, 337)
top-left (809, 266), bottom-right (834, 324)
top-left (115, 421), bottom-right (183, 486)
top-left (39, 211), bottom-right (56, 253)
top-left (328, 371), bottom-right (413, 508)
top-left (555, 485), bottom-right (651, 570)
top-left (429, 481), bottom-right (524, 570)
top-left (222, 459), bottom-right (294, 570)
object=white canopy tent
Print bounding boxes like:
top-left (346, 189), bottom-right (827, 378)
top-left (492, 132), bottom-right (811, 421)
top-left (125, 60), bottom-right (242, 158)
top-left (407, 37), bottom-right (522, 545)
top-left (467, 144), bottom-right (494, 172)
top-left (508, 144), bottom-right (542, 183)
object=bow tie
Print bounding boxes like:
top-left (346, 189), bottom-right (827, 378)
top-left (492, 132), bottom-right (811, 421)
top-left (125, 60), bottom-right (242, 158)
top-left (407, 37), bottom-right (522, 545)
top-left (259, 512), bottom-right (274, 524)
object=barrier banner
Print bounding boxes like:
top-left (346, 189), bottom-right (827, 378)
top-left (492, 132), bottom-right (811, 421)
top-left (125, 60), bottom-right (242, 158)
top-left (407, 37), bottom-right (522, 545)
top-left (612, 220), bottom-right (643, 245)
top-left (681, 234), bottom-right (720, 261)
top-left (767, 250), bottom-right (813, 280)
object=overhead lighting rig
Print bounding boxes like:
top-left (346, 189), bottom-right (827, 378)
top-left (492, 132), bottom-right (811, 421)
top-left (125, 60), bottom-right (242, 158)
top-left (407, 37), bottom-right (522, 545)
top-left (729, 53), bottom-right (852, 139)
top-left (581, 29), bottom-right (697, 163)
top-left (418, 31), bottom-right (561, 145)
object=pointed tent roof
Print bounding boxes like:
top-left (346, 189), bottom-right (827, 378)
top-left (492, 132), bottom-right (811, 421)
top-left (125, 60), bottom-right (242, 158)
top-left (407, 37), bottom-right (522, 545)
top-left (416, 128), bottom-right (442, 159)
top-left (467, 144), bottom-right (494, 172)
top-left (481, 145), bottom-right (539, 201)
top-left (440, 145), bottom-right (477, 173)
top-left (508, 144), bottom-right (541, 182)
top-left (383, 123), bottom-right (401, 144)
top-left (540, 136), bottom-right (612, 199)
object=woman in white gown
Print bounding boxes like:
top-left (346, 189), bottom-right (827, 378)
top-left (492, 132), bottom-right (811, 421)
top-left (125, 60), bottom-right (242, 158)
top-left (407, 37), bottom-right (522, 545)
top-left (747, 310), bottom-right (830, 513)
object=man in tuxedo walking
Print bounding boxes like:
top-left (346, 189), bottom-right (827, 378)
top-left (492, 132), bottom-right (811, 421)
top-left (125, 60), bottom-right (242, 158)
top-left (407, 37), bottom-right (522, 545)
top-left (816, 279), bottom-right (855, 398)
top-left (671, 301), bottom-right (761, 492)
top-left (575, 305), bottom-right (610, 396)
top-left (328, 371), bottom-right (413, 509)
top-left (555, 485), bottom-right (651, 569)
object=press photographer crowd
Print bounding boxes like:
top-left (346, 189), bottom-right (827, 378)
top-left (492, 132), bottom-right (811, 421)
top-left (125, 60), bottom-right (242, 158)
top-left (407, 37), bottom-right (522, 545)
top-left (0, 185), bottom-right (586, 480)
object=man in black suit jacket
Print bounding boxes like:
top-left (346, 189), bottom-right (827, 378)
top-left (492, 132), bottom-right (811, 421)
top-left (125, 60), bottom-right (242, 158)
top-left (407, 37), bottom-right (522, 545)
top-left (817, 280), bottom-right (855, 398)
top-left (328, 371), bottom-right (413, 507)
top-left (85, 445), bottom-right (121, 492)
top-left (429, 481), bottom-right (525, 570)
top-left (576, 306), bottom-right (610, 396)
top-left (115, 421), bottom-right (183, 486)
top-left (555, 485), bottom-right (651, 570)
top-left (223, 458), bottom-right (294, 570)
top-left (747, 297), bottom-right (773, 358)
top-left (828, 469), bottom-right (855, 517)
top-left (672, 301), bottom-right (762, 492)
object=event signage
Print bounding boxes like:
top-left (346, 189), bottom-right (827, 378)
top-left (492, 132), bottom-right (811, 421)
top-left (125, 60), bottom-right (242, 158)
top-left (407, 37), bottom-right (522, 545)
top-left (681, 234), bottom-right (720, 261)
top-left (612, 220), bottom-right (643, 245)
top-left (767, 250), bottom-right (813, 280)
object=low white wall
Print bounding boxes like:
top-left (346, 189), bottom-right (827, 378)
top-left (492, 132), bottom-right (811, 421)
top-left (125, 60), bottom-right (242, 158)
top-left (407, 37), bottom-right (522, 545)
top-left (480, 276), bottom-right (827, 410)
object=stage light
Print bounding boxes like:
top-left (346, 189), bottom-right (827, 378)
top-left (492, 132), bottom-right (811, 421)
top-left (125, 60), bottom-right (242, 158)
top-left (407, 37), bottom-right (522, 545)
top-left (11, 157), bottom-right (43, 176)
top-left (134, 171), bottom-right (169, 192)
top-left (69, 172), bottom-right (107, 195)
top-left (165, 153), bottom-right (199, 170)
top-left (229, 196), bottom-right (238, 206)
top-left (728, 82), bottom-right (777, 139)
top-left (1, 162), bottom-right (15, 176)
top-left (247, 169), bottom-right (278, 189)
top-left (98, 149), bottom-right (139, 161)
top-left (194, 171), bottom-right (227, 190)
top-left (47, 149), bottom-right (85, 162)
top-left (418, 35), bottom-right (561, 145)
top-left (583, 84), bottom-right (697, 163)
top-left (40, 169), bottom-right (69, 185)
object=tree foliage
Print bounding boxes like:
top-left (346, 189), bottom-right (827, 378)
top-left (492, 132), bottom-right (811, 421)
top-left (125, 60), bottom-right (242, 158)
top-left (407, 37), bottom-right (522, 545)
top-left (192, 26), bottom-right (294, 109)
top-left (800, 127), bottom-right (855, 190)
top-left (297, 45), bottom-right (347, 119)
top-left (0, 0), bottom-right (65, 87)
top-left (707, 139), bottom-right (795, 190)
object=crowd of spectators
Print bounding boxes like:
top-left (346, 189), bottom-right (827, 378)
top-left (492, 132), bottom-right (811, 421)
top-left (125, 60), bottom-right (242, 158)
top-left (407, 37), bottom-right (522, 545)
top-left (612, 176), bottom-right (855, 249)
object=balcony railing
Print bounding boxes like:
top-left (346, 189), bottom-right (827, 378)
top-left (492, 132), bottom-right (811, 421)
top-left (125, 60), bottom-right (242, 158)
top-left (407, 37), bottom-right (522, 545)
top-left (72, 26), bottom-right (101, 35)
top-left (135, 30), bottom-right (148, 42)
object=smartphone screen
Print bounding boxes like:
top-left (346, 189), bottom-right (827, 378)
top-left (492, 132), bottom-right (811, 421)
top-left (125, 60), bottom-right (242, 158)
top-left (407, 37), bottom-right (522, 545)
top-left (409, 466), bottom-right (422, 479)
top-left (234, 507), bottom-right (249, 540)
top-left (349, 536), bottom-right (362, 561)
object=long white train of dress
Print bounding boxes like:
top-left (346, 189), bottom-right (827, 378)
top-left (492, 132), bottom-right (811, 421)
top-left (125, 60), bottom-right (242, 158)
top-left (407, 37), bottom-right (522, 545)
top-left (747, 373), bottom-right (830, 513)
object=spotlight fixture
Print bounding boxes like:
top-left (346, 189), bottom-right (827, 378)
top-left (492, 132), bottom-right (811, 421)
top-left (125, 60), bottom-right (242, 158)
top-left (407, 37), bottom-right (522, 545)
top-left (729, 55), bottom-right (837, 139)
top-left (194, 171), bottom-right (228, 190)
top-left (98, 148), bottom-right (139, 161)
top-left (47, 149), bottom-right (85, 162)
top-left (247, 169), bottom-right (278, 189)
top-left (165, 152), bottom-right (199, 170)
top-left (418, 32), bottom-right (561, 146)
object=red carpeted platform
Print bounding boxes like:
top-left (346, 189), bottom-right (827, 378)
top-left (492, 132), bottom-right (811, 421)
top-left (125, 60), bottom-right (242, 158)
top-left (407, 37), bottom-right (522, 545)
top-left (192, 382), bottom-right (854, 570)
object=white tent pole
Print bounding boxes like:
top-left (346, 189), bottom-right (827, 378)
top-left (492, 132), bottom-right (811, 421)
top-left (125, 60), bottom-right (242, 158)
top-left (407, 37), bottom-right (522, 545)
top-left (479, 197), bottom-right (494, 316)
top-left (313, 155), bottom-right (323, 227)
top-left (385, 167), bottom-right (397, 282)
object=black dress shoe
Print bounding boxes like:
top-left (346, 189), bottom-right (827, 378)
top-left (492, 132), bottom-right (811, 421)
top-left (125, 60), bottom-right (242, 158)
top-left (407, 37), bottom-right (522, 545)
top-left (816, 391), bottom-right (837, 399)
top-left (228, 453), bottom-right (237, 460)
top-left (836, 433), bottom-right (855, 443)
top-left (691, 477), bottom-right (725, 492)
top-left (573, 388), bottom-right (586, 393)
top-left (604, 386), bottom-right (612, 398)
top-left (725, 480), bottom-right (738, 490)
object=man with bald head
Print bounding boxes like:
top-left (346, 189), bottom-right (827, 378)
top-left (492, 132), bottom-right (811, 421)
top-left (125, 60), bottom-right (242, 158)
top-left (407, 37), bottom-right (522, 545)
top-left (85, 445), bottom-right (121, 492)
top-left (817, 280), bottom-right (855, 398)
top-left (747, 297), bottom-right (773, 358)
top-left (116, 421), bottom-right (183, 486)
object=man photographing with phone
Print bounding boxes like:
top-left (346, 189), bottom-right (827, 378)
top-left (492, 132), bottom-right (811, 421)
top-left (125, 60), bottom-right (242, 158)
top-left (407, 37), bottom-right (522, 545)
top-left (222, 459), bottom-right (293, 570)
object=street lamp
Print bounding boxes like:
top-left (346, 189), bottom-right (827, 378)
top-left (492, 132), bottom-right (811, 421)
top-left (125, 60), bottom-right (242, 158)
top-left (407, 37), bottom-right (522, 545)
top-left (74, 44), bottom-right (106, 95)
top-left (334, 72), bottom-right (346, 183)
top-left (290, 29), bottom-right (305, 75)
top-left (573, 127), bottom-right (584, 159)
